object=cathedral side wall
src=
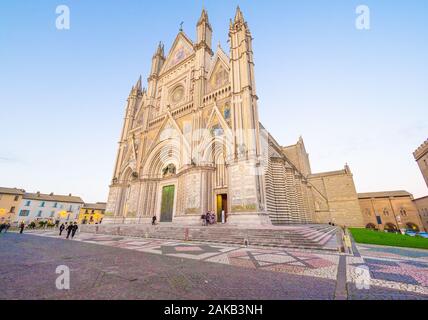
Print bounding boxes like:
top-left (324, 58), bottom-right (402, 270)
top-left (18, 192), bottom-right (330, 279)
top-left (309, 171), bottom-right (364, 227)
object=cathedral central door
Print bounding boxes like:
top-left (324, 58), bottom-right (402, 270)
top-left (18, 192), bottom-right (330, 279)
top-left (216, 194), bottom-right (228, 223)
top-left (160, 185), bottom-right (175, 222)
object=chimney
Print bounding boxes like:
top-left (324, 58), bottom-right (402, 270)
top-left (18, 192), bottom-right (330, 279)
top-left (50, 192), bottom-right (54, 196)
top-left (36, 191), bottom-right (40, 197)
top-left (68, 193), bottom-right (72, 197)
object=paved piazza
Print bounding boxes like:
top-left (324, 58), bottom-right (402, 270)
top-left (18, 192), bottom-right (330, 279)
top-left (0, 231), bottom-right (427, 300)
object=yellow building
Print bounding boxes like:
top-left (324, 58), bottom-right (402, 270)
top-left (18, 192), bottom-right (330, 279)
top-left (0, 187), bottom-right (25, 223)
top-left (79, 202), bottom-right (106, 224)
top-left (358, 191), bottom-right (425, 232)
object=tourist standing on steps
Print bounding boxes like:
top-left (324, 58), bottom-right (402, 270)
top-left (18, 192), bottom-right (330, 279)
top-left (152, 216), bottom-right (157, 225)
top-left (205, 212), bottom-right (210, 226)
top-left (71, 222), bottom-right (78, 239)
top-left (19, 222), bottom-right (25, 234)
top-left (59, 223), bottom-right (65, 236)
top-left (66, 223), bottom-right (73, 239)
top-left (201, 213), bottom-right (206, 226)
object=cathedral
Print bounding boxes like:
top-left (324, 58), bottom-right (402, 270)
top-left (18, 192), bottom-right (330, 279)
top-left (105, 8), bottom-right (365, 227)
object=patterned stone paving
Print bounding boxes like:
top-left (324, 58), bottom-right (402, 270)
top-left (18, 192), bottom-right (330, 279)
top-left (347, 244), bottom-right (428, 298)
top-left (29, 231), bottom-right (340, 281)
top-left (23, 230), bottom-right (428, 299)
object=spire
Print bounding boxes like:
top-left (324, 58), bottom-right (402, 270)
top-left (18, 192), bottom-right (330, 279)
top-left (234, 6), bottom-right (244, 23)
top-left (135, 75), bottom-right (142, 92)
top-left (197, 8), bottom-right (209, 26)
top-left (155, 41), bottom-right (164, 57)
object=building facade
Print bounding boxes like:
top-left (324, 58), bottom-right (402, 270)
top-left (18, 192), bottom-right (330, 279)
top-left (16, 192), bottom-right (83, 225)
top-left (79, 202), bottom-right (106, 224)
top-left (358, 191), bottom-right (425, 232)
top-left (106, 8), bottom-right (365, 227)
top-left (0, 187), bottom-right (25, 223)
top-left (414, 139), bottom-right (428, 188)
top-left (414, 196), bottom-right (428, 232)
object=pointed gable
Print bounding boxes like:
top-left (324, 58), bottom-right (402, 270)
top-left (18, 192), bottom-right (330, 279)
top-left (207, 46), bottom-right (230, 93)
top-left (161, 32), bottom-right (195, 74)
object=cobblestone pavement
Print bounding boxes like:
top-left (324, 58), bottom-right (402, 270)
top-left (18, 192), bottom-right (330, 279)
top-left (1, 231), bottom-right (427, 300)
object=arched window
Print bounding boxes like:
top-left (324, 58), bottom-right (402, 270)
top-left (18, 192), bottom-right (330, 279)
top-left (383, 208), bottom-right (389, 216)
top-left (399, 208), bottom-right (407, 217)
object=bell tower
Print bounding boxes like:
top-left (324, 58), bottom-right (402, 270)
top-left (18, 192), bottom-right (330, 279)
top-left (227, 7), bottom-right (267, 225)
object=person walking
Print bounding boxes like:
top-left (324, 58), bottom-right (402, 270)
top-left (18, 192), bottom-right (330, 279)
top-left (19, 222), bottom-right (25, 234)
top-left (66, 223), bottom-right (73, 239)
top-left (59, 223), bottom-right (65, 236)
top-left (152, 216), bottom-right (157, 226)
top-left (201, 213), bottom-right (206, 226)
top-left (0, 223), bottom-right (4, 233)
top-left (71, 222), bottom-right (78, 239)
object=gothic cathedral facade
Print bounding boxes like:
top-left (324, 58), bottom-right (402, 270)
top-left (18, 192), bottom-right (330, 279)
top-left (105, 8), bottom-right (365, 227)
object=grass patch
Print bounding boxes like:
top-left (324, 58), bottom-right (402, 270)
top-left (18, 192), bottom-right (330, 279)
top-left (349, 228), bottom-right (428, 250)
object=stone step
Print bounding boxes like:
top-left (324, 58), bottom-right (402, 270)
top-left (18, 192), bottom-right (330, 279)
top-left (81, 224), bottom-right (338, 251)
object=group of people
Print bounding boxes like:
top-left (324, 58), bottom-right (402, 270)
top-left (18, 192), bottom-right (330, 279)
top-left (59, 222), bottom-right (79, 239)
top-left (201, 211), bottom-right (217, 226)
top-left (0, 222), bottom-right (11, 233)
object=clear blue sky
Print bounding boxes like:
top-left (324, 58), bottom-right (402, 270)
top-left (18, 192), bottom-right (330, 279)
top-left (0, 0), bottom-right (427, 202)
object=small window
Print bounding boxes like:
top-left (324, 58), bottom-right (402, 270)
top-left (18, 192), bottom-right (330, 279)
top-left (40, 202), bottom-right (45, 207)
top-left (25, 200), bottom-right (31, 206)
top-left (50, 211), bottom-right (55, 218)
top-left (10, 206), bottom-right (15, 213)
top-left (383, 208), bottom-right (389, 216)
top-left (399, 208), bottom-right (407, 217)
top-left (53, 202), bottom-right (58, 208)
top-left (19, 210), bottom-right (30, 217)
top-left (37, 210), bottom-right (42, 217)
top-left (14, 195), bottom-right (19, 201)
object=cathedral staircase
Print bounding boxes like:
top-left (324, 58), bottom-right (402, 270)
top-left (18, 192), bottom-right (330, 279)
top-left (81, 224), bottom-right (339, 251)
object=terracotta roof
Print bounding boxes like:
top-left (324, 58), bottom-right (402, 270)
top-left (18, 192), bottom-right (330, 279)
top-left (358, 190), bottom-right (412, 199)
top-left (23, 192), bottom-right (84, 204)
top-left (82, 202), bottom-right (106, 210)
top-left (0, 187), bottom-right (25, 195)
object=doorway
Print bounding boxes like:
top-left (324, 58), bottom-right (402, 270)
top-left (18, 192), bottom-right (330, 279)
top-left (216, 194), bottom-right (228, 223)
top-left (160, 185), bottom-right (175, 222)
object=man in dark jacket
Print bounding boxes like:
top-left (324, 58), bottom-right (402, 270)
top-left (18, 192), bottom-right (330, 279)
top-left (19, 222), bottom-right (25, 234)
top-left (59, 223), bottom-right (65, 236)
top-left (66, 223), bottom-right (74, 239)
top-left (71, 222), bottom-right (78, 239)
